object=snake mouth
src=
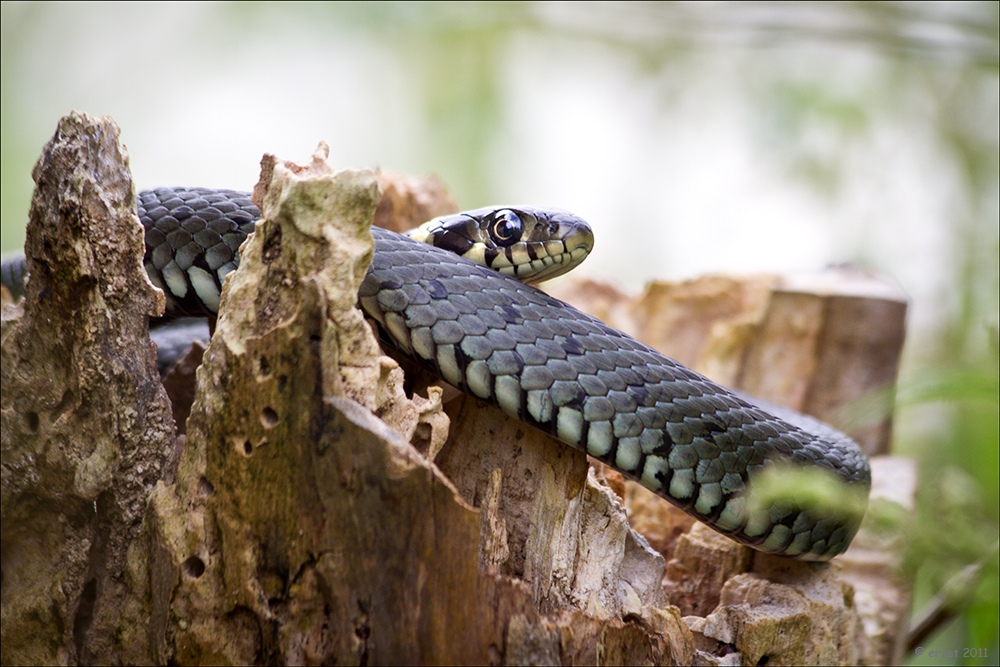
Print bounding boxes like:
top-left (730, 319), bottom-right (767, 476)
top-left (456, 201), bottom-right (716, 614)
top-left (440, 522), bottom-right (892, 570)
top-left (512, 223), bottom-right (595, 285)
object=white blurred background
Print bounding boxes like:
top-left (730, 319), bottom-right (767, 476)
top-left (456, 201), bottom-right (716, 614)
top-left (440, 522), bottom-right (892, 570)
top-left (3, 4), bottom-right (996, 336)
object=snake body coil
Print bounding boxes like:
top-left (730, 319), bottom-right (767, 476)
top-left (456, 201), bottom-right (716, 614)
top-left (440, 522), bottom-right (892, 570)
top-left (6, 187), bottom-right (871, 560)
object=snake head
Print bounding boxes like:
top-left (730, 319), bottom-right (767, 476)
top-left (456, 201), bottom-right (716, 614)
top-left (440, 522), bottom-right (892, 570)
top-left (407, 206), bottom-right (594, 284)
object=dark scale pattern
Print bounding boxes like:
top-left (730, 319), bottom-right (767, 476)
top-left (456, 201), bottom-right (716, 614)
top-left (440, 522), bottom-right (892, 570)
top-left (134, 188), bottom-right (870, 560)
top-left (139, 188), bottom-right (258, 317)
top-left (364, 226), bottom-right (871, 560)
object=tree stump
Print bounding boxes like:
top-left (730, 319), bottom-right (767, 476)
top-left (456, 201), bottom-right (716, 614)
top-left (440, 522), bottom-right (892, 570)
top-left (1, 112), bottom-right (913, 666)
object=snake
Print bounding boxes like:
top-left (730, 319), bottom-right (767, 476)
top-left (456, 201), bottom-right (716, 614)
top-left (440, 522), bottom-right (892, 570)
top-left (2, 187), bottom-right (870, 560)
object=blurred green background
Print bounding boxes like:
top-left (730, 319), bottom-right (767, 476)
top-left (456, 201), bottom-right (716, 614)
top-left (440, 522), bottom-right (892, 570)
top-left (2, 2), bottom-right (997, 663)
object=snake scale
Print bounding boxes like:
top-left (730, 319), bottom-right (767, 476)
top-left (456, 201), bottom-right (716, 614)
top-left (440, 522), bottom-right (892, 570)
top-left (3, 187), bottom-right (870, 560)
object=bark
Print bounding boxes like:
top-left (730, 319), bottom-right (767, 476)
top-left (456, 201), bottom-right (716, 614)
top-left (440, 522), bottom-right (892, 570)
top-left (1, 112), bottom-right (913, 666)
top-left (0, 112), bottom-right (175, 665)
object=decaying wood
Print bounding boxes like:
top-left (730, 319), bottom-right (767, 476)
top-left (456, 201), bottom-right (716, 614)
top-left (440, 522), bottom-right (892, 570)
top-left (0, 113), bottom-right (176, 665)
top-left (1, 112), bottom-right (914, 666)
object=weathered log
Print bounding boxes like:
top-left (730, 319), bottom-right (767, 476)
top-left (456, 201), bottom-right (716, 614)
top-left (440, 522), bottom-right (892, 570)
top-left (1, 112), bottom-right (914, 665)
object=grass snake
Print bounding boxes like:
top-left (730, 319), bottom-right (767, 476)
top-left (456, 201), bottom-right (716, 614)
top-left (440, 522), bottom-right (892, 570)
top-left (1, 187), bottom-right (871, 560)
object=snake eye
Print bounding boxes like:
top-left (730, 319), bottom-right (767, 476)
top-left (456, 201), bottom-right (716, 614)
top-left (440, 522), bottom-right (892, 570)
top-left (489, 210), bottom-right (523, 247)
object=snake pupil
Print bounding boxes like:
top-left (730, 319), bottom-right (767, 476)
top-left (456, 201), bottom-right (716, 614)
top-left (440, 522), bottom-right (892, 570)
top-left (490, 210), bottom-right (523, 247)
